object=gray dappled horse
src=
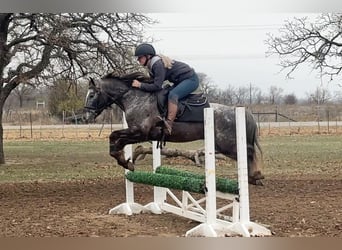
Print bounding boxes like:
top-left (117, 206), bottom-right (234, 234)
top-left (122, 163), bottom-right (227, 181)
top-left (84, 72), bottom-right (265, 185)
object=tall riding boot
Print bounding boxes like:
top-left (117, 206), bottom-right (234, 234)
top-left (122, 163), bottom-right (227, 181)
top-left (164, 101), bottom-right (178, 135)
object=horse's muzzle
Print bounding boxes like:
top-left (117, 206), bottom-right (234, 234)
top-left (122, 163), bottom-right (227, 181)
top-left (84, 108), bottom-right (97, 123)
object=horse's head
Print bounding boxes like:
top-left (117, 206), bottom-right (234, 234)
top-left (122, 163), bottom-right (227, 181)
top-left (84, 72), bottom-right (150, 122)
top-left (84, 78), bottom-right (111, 122)
top-left (84, 74), bottom-right (133, 122)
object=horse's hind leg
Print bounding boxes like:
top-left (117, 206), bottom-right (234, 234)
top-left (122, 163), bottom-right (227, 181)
top-left (247, 146), bottom-right (265, 185)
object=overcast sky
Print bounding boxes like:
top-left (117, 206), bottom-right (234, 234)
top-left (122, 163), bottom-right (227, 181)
top-left (144, 13), bottom-right (341, 98)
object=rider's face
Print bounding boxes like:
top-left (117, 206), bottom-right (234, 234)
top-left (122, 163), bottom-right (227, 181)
top-left (137, 55), bottom-right (147, 65)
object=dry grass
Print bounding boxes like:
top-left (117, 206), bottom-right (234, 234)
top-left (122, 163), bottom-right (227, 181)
top-left (1, 124), bottom-right (342, 184)
top-left (259, 125), bottom-right (342, 137)
top-left (3, 124), bottom-right (342, 142)
top-left (3, 126), bottom-right (113, 141)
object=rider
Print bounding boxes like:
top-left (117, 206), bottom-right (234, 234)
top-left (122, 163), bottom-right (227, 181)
top-left (132, 43), bottom-right (199, 135)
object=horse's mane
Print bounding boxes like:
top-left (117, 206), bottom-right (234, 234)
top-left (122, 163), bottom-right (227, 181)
top-left (103, 71), bottom-right (152, 84)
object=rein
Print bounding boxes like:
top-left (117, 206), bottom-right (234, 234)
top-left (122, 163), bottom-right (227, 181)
top-left (101, 86), bottom-right (128, 111)
top-left (86, 72), bottom-right (150, 114)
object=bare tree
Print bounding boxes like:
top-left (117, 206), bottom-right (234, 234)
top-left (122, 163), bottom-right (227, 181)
top-left (197, 72), bottom-right (216, 95)
top-left (235, 86), bottom-right (249, 104)
top-left (251, 85), bottom-right (264, 104)
top-left (0, 13), bottom-right (154, 164)
top-left (12, 83), bottom-right (36, 108)
top-left (268, 85), bottom-right (283, 104)
top-left (333, 90), bottom-right (342, 103)
top-left (217, 85), bottom-right (236, 105)
top-left (266, 14), bottom-right (342, 81)
top-left (306, 86), bottom-right (332, 104)
top-left (283, 93), bottom-right (298, 105)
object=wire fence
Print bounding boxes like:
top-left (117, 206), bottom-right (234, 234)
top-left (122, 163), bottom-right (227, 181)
top-left (3, 105), bottom-right (342, 140)
top-left (2, 109), bottom-right (120, 140)
top-left (3, 124), bottom-right (123, 141)
top-left (249, 104), bottom-right (342, 122)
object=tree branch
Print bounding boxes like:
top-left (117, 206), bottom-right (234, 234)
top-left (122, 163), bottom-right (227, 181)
top-left (266, 14), bottom-right (342, 81)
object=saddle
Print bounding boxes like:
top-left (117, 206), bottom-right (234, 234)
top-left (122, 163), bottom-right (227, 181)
top-left (156, 86), bottom-right (210, 122)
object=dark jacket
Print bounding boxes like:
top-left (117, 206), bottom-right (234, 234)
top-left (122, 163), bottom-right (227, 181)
top-left (140, 56), bottom-right (194, 92)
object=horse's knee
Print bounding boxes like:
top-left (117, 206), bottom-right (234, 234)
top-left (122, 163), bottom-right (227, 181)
top-left (109, 130), bottom-right (117, 139)
top-left (109, 144), bottom-right (118, 155)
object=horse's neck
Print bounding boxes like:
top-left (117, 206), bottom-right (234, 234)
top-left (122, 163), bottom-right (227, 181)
top-left (121, 89), bottom-right (158, 116)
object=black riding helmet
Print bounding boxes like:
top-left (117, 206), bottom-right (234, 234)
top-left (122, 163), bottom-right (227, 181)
top-left (134, 43), bottom-right (156, 57)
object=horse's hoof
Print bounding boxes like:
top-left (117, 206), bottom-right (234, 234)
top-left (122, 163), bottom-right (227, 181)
top-left (126, 161), bottom-right (135, 171)
top-left (249, 171), bottom-right (265, 185)
top-left (253, 171), bottom-right (265, 180)
top-left (254, 179), bottom-right (264, 186)
top-left (248, 177), bottom-right (264, 186)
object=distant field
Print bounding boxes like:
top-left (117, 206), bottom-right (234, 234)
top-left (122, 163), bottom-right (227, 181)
top-left (1, 132), bottom-right (341, 183)
top-left (3, 124), bottom-right (116, 141)
top-left (3, 121), bottom-right (342, 141)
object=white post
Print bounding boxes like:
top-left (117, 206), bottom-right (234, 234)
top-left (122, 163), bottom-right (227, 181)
top-left (235, 107), bottom-right (250, 223)
top-left (204, 108), bottom-right (217, 225)
top-left (109, 112), bottom-right (145, 215)
top-left (230, 106), bottom-right (271, 237)
top-left (123, 114), bottom-right (134, 205)
top-left (152, 141), bottom-right (166, 205)
top-left (144, 141), bottom-right (166, 214)
top-left (185, 107), bottom-right (217, 237)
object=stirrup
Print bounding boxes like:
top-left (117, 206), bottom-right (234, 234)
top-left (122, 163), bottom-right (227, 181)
top-left (163, 119), bottom-right (173, 135)
top-left (155, 116), bottom-right (165, 127)
top-left (154, 116), bottom-right (172, 135)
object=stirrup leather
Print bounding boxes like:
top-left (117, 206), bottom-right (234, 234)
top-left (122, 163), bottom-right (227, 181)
top-left (164, 119), bottom-right (173, 135)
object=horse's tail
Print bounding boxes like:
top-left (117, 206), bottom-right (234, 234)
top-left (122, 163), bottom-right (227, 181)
top-left (254, 129), bottom-right (263, 162)
top-left (243, 111), bottom-right (265, 185)
top-left (246, 112), bottom-right (263, 158)
top-left (246, 112), bottom-right (264, 173)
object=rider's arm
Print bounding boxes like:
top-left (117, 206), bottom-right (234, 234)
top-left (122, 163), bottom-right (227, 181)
top-left (140, 61), bottom-right (166, 92)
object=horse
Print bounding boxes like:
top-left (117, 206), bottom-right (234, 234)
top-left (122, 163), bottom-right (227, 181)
top-left (84, 72), bottom-right (265, 185)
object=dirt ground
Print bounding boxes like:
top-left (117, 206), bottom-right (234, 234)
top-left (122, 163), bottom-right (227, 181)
top-left (0, 173), bottom-right (341, 237)
top-left (1, 126), bottom-right (341, 237)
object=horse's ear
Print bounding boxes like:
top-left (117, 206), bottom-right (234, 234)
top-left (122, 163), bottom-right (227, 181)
top-left (89, 77), bottom-right (96, 89)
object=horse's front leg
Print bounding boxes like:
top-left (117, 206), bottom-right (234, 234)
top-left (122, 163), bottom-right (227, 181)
top-left (109, 127), bottom-right (145, 171)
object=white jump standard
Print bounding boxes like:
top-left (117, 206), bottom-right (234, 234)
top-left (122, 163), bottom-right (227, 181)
top-left (109, 107), bottom-right (271, 237)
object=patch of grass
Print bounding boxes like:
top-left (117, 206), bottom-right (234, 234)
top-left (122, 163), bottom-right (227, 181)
top-left (1, 134), bottom-right (341, 183)
top-left (0, 140), bottom-right (122, 183)
top-left (260, 134), bottom-right (342, 177)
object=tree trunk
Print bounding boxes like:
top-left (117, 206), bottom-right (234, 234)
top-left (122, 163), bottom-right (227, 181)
top-left (133, 145), bottom-right (227, 167)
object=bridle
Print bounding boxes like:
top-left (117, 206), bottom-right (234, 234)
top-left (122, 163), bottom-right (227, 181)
top-left (84, 80), bottom-right (128, 116)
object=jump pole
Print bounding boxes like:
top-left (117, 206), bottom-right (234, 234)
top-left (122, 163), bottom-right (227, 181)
top-left (147, 107), bottom-right (270, 237)
top-left (109, 108), bottom-right (271, 237)
top-left (186, 107), bottom-right (271, 237)
top-left (140, 108), bottom-right (242, 236)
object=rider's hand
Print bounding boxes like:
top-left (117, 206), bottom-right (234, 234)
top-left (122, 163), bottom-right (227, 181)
top-left (132, 80), bottom-right (141, 88)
